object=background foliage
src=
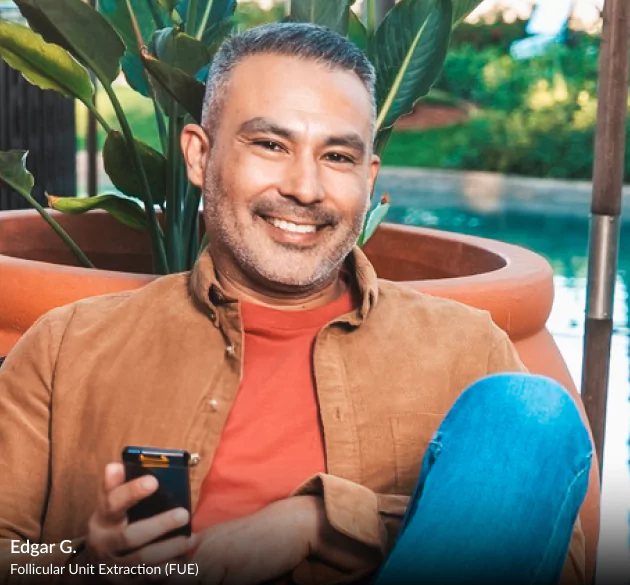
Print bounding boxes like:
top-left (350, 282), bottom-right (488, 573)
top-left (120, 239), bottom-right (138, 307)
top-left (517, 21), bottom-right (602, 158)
top-left (384, 18), bottom-right (612, 181)
top-left (76, 9), bottom-right (610, 182)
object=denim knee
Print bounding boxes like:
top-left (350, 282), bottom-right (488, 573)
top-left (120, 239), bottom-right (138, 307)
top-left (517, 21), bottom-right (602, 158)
top-left (443, 373), bottom-right (592, 458)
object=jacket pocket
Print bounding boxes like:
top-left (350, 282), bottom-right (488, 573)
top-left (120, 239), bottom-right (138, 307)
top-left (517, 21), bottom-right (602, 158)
top-left (390, 413), bottom-right (444, 493)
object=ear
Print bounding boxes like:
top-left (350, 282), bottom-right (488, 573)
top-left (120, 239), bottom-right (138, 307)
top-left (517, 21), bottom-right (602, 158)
top-left (181, 124), bottom-right (211, 188)
top-left (367, 153), bottom-right (381, 194)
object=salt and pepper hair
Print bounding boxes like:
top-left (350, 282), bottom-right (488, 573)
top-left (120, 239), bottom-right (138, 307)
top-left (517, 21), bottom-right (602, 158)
top-left (201, 22), bottom-right (377, 138)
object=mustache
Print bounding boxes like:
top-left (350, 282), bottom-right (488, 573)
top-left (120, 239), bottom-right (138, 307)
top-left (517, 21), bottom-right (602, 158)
top-left (251, 199), bottom-right (341, 226)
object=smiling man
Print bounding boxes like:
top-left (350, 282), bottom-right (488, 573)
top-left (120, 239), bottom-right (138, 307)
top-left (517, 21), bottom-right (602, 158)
top-left (0, 22), bottom-right (597, 585)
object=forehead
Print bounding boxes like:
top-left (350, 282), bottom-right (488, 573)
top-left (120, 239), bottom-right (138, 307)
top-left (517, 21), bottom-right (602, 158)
top-left (220, 53), bottom-right (373, 136)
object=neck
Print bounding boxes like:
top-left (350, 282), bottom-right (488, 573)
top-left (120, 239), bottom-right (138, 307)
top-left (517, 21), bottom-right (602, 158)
top-left (215, 268), bottom-right (347, 311)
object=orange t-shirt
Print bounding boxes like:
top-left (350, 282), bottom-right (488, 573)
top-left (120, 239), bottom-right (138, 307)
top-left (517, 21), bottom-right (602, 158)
top-left (192, 290), bottom-right (355, 532)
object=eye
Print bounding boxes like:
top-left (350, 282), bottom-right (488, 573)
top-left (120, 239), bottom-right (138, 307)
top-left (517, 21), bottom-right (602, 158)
top-left (324, 152), bottom-right (354, 164)
top-left (253, 140), bottom-right (285, 152)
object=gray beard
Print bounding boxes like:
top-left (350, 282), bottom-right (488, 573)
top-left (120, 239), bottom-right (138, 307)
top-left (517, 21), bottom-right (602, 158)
top-left (201, 164), bottom-right (367, 290)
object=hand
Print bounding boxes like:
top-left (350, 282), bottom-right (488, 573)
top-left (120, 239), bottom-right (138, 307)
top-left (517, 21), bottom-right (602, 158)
top-left (85, 463), bottom-right (197, 580)
top-left (193, 496), bottom-right (321, 585)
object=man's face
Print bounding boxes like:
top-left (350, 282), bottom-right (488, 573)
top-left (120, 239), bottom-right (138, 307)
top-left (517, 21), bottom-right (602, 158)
top-left (184, 53), bottom-right (380, 293)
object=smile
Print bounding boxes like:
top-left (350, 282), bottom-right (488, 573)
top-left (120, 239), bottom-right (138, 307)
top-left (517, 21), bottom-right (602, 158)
top-left (266, 217), bottom-right (319, 234)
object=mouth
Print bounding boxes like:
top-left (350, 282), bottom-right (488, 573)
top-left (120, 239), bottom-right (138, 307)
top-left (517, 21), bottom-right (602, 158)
top-left (265, 216), bottom-right (319, 234)
top-left (258, 214), bottom-right (331, 245)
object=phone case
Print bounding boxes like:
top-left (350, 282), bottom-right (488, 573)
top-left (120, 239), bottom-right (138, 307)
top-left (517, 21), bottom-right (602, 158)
top-left (122, 446), bottom-right (192, 539)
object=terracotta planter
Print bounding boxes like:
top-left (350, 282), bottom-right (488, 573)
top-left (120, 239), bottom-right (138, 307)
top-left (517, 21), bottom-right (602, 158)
top-left (363, 223), bottom-right (574, 390)
top-left (0, 208), bottom-right (599, 575)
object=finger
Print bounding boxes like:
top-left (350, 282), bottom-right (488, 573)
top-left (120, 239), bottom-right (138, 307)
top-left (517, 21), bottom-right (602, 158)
top-left (122, 533), bottom-right (198, 566)
top-left (103, 463), bottom-right (125, 492)
top-left (99, 475), bottom-right (158, 525)
top-left (95, 463), bottom-right (125, 518)
top-left (119, 508), bottom-right (191, 551)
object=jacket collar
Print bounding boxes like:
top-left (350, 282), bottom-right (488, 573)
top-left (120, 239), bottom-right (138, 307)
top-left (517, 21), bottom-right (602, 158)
top-left (189, 246), bottom-right (379, 326)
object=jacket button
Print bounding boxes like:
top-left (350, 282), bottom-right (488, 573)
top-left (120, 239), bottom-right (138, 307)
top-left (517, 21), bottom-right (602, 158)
top-left (208, 399), bottom-right (219, 412)
top-left (190, 453), bottom-right (201, 466)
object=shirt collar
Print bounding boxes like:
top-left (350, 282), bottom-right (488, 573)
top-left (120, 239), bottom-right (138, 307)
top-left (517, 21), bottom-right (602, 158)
top-left (189, 246), bottom-right (379, 326)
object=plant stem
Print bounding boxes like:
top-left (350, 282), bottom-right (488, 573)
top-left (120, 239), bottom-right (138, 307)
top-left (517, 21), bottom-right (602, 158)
top-left (85, 101), bottom-right (112, 134)
top-left (195, 0), bottom-right (214, 40)
top-left (181, 179), bottom-right (199, 269)
top-left (166, 109), bottom-right (184, 271)
top-left (153, 98), bottom-right (169, 155)
top-left (102, 82), bottom-right (169, 274)
top-left (21, 190), bottom-right (94, 268)
top-left (186, 0), bottom-right (200, 35)
top-left (197, 232), bottom-right (208, 258)
top-left (183, 180), bottom-right (202, 269)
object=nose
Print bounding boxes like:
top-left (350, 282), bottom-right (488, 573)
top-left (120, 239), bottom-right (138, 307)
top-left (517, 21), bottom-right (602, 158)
top-left (279, 151), bottom-right (325, 205)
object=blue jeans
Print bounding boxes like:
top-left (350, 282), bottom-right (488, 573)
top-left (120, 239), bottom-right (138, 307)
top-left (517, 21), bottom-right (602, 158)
top-left (372, 374), bottom-right (593, 585)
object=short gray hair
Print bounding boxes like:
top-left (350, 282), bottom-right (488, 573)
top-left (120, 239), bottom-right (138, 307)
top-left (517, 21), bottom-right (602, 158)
top-left (201, 22), bottom-right (377, 136)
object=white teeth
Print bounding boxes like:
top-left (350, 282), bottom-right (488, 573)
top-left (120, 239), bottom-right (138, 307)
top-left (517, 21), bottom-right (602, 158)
top-left (269, 217), bottom-right (317, 234)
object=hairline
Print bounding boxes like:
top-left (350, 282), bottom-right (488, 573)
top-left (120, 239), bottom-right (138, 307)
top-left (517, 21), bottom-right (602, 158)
top-left (201, 52), bottom-right (377, 145)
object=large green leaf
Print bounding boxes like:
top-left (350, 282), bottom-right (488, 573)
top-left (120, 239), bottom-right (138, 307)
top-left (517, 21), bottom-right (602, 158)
top-left (157, 0), bottom-right (180, 12)
top-left (48, 193), bottom-right (147, 231)
top-left (177, 0), bottom-right (236, 39)
top-left (151, 27), bottom-right (210, 76)
top-left (201, 18), bottom-right (236, 54)
top-left (358, 193), bottom-right (390, 247)
top-left (348, 10), bottom-right (367, 52)
top-left (452, 0), bottom-right (482, 26)
top-left (103, 131), bottom-right (167, 205)
top-left (98, 0), bottom-right (163, 96)
top-left (121, 54), bottom-right (152, 96)
top-left (373, 126), bottom-right (393, 157)
top-left (370, 0), bottom-right (453, 131)
top-left (14, 0), bottom-right (125, 85)
top-left (0, 20), bottom-right (93, 105)
top-left (0, 150), bottom-right (34, 197)
top-left (141, 49), bottom-right (205, 121)
top-left (290, 0), bottom-right (352, 35)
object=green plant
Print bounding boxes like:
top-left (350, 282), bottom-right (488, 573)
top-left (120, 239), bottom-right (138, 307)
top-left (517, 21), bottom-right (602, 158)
top-left (434, 35), bottom-right (600, 112)
top-left (0, 0), bottom-right (482, 274)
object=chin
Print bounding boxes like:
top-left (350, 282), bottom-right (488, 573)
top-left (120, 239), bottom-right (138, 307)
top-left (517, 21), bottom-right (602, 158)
top-left (259, 270), bottom-right (326, 290)
top-left (252, 261), bottom-right (336, 290)
top-left (242, 242), bottom-right (349, 290)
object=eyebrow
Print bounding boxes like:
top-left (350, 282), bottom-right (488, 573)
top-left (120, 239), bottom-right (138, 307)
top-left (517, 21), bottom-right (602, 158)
top-left (237, 117), bottom-right (367, 158)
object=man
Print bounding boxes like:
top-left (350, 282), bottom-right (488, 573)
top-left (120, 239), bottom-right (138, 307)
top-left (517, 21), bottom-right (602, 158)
top-left (0, 22), bottom-right (595, 585)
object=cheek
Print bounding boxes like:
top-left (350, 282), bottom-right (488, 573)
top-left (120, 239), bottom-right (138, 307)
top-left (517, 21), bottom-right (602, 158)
top-left (321, 170), bottom-right (370, 216)
top-left (222, 151), bottom-right (281, 204)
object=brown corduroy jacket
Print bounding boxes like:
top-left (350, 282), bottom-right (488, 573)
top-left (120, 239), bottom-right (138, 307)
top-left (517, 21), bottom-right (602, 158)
top-left (0, 247), bottom-right (588, 584)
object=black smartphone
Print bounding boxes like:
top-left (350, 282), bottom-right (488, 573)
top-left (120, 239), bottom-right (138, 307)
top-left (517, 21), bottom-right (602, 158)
top-left (122, 446), bottom-right (192, 540)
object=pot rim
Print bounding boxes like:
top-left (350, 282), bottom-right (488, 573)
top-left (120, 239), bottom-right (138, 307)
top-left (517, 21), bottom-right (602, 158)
top-left (0, 210), bottom-right (553, 343)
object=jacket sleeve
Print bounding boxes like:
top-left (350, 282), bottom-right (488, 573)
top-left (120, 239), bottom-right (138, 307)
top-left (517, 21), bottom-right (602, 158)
top-left (290, 473), bottom-right (405, 585)
top-left (0, 307), bottom-right (83, 583)
top-left (289, 324), bottom-right (588, 585)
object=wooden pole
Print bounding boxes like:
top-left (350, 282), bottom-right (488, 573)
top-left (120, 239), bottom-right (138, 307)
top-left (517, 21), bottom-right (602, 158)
top-left (581, 0), bottom-right (630, 478)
